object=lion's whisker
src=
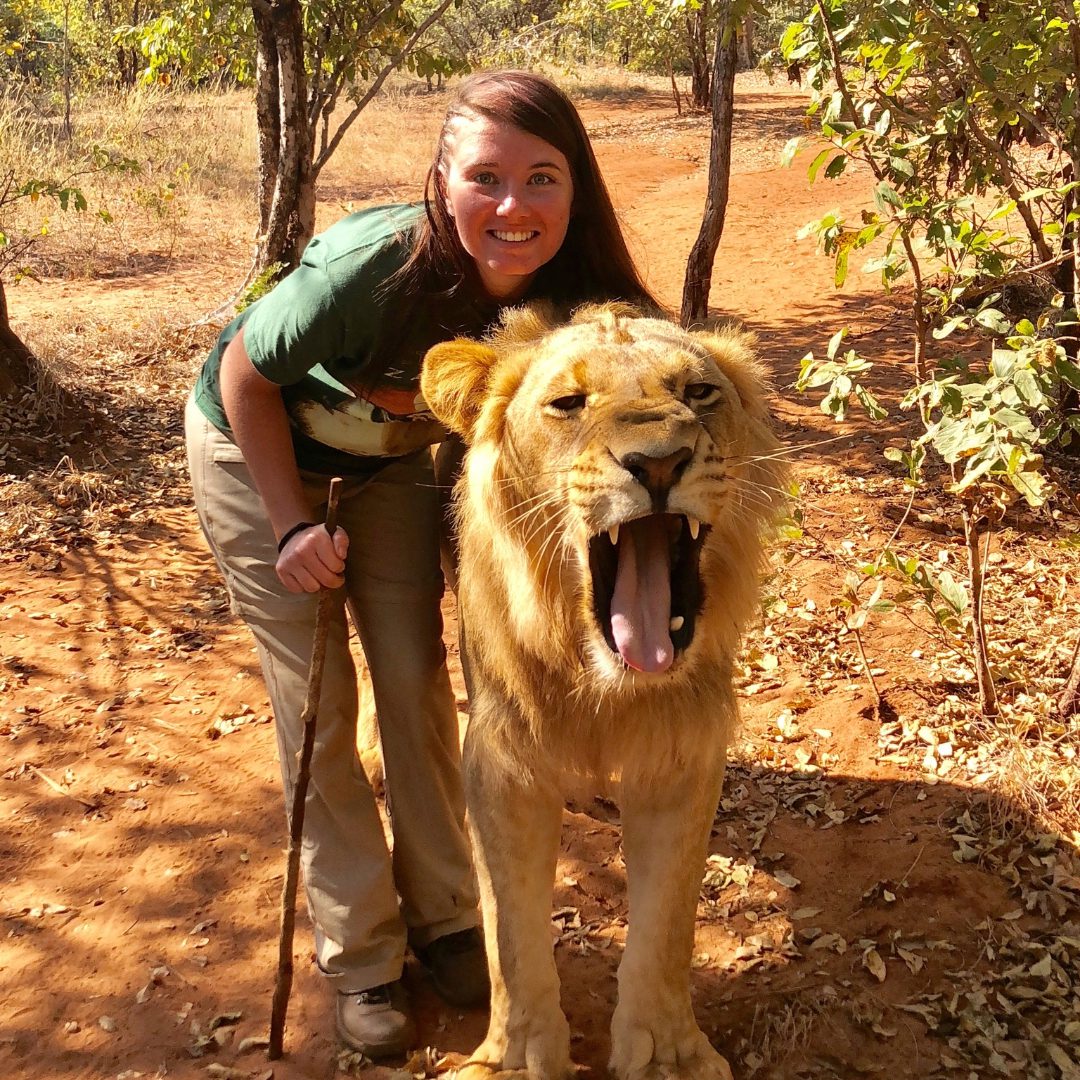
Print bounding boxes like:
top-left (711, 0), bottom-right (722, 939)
top-left (537, 514), bottom-right (572, 599)
top-left (729, 481), bottom-right (791, 507)
top-left (731, 433), bottom-right (859, 464)
top-left (500, 485), bottom-right (562, 511)
top-left (516, 497), bottom-right (571, 551)
top-left (489, 465), bottom-right (574, 488)
top-left (731, 490), bottom-right (777, 514)
top-left (504, 493), bottom-right (563, 533)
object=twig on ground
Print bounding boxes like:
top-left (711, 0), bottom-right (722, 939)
top-left (29, 764), bottom-right (97, 810)
top-left (851, 625), bottom-right (882, 721)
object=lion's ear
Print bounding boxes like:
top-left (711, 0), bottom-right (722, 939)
top-left (692, 328), bottom-right (772, 424)
top-left (421, 339), bottom-right (501, 442)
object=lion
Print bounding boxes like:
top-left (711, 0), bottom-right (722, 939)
top-left (420, 303), bottom-right (788, 1080)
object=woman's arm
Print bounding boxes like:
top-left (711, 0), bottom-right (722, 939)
top-left (220, 327), bottom-right (348, 593)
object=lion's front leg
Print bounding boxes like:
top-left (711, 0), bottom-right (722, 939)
top-left (611, 756), bottom-right (733, 1080)
top-left (459, 729), bottom-right (571, 1080)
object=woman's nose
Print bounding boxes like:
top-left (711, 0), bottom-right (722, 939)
top-left (496, 190), bottom-right (521, 215)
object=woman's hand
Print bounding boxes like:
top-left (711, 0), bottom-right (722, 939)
top-left (276, 524), bottom-right (350, 593)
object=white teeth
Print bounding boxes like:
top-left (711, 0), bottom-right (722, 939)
top-left (608, 525), bottom-right (620, 545)
top-left (687, 517), bottom-right (700, 540)
top-left (493, 230), bottom-right (535, 242)
top-left (670, 616), bottom-right (685, 632)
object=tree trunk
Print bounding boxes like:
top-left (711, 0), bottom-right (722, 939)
top-left (962, 504), bottom-right (998, 717)
top-left (0, 280), bottom-right (40, 399)
top-left (687, 0), bottom-right (711, 110)
top-left (738, 12), bottom-right (754, 70)
top-left (121, 0), bottom-right (141, 86)
top-left (681, 5), bottom-right (737, 327)
top-left (252, 0), bottom-right (316, 275)
top-left (668, 60), bottom-right (682, 117)
top-left (61, 0), bottom-right (72, 141)
top-left (1056, 174), bottom-right (1079, 442)
top-left (253, 2), bottom-right (281, 242)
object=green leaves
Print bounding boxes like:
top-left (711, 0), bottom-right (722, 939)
top-left (899, 325), bottom-right (1065, 509)
top-left (973, 308), bottom-right (1010, 335)
top-left (785, 0), bottom-right (1079, 525)
top-left (807, 147), bottom-right (848, 184)
top-left (14, 178), bottom-right (88, 214)
top-left (873, 181), bottom-right (903, 212)
top-left (868, 550), bottom-right (971, 635)
top-left (796, 331), bottom-right (886, 423)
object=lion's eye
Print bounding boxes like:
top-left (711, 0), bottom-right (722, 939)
top-left (547, 393), bottom-right (587, 415)
top-left (685, 382), bottom-right (721, 404)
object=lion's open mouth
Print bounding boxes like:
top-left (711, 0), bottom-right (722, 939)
top-left (587, 513), bottom-right (708, 675)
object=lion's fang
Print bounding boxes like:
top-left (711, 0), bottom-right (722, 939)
top-left (687, 518), bottom-right (701, 541)
top-left (670, 616), bottom-right (685, 632)
top-left (608, 525), bottom-right (620, 545)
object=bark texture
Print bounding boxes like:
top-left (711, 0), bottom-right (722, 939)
top-left (681, 6), bottom-right (737, 327)
top-left (0, 280), bottom-right (39, 399)
top-left (686, 0), bottom-right (712, 110)
top-left (251, 0), bottom-right (315, 275)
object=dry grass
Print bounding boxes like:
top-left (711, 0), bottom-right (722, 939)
top-left (0, 302), bottom-right (215, 553)
top-left (2, 80), bottom-right (460, 278)
top-left (987, 722), bottom-right (1080, 842)
top-left (738, 986), bottom-right (841, 1074)
top-left (2, 87), bottom-right (254, 278)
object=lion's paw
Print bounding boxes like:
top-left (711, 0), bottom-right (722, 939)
top-left (610, 1023), bottom-right (733, 1080)
top-left (458, 1016), bottom-right (574, 1080)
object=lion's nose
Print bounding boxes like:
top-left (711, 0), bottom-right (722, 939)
top-left (620, 447), bottom-right (693, 510)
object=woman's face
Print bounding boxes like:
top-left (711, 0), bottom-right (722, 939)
top-left (441, 114), bottom-right (574, 300)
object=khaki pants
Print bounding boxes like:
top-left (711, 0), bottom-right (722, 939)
top-left (185, 395), bottom-right (479, 993)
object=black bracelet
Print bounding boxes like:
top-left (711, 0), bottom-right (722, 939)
top-left (277, 521), bottom-right (318, 553)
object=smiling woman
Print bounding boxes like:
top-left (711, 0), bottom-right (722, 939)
top-left (183, 69), bottom-right (658, 1061)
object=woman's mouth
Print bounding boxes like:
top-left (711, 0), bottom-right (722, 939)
top-left (490, 229), bottom-right (539, 243)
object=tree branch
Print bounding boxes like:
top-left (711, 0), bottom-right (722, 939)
top-left (313, 0), bottom-right (455, 176)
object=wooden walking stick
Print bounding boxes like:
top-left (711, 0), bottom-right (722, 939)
top-left (268, 476), bottom-right (343, 1060)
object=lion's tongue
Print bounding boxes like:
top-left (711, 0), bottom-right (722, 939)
top-left (610, 517), bottom-right (673, 673)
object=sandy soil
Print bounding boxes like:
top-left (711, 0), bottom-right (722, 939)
top-left (2, 77), bottom-right (1079, 1080)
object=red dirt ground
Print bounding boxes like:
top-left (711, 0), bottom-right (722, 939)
top-left (2, 77), bottom-right (1078, 1080)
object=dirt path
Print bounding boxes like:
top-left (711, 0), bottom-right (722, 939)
top-left (2, 77), bottom-right (1078, 1080)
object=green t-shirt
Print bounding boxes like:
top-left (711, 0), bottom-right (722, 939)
top-left (194, 203), bottom-right (463, 475)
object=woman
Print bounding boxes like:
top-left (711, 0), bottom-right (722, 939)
top-left (185, 70), bottom-right (657, 1058)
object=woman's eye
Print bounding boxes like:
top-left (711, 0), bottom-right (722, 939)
top-left (547, 393), bottom-right (586, 414)
top-left (529, 173), bottom-right (556, 186)
top-left (472, 172), bottom-right (497, 186)
top-left (686, 382), bottom-right (720, 403)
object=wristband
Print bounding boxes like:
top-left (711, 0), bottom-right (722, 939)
top-left (277, 521), bottom-right (318, 553)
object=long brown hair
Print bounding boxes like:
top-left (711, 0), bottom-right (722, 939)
top-left (388, 70), bottom-right (659, 318)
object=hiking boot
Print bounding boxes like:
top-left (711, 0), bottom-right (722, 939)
top-left (415, 927), bottom-right (490, 1008)
top-left (336, 981), bottom-right (416, 1058)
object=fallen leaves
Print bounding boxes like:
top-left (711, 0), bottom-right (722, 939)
top-left (207, 704), bottom-right (269, 739)
top-left (188, 1011), bottom-right (244, 1057)
top-left (134, 966), bottom-right (170, 1004)
top-left (862, 946), bottom-right (886, 982)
